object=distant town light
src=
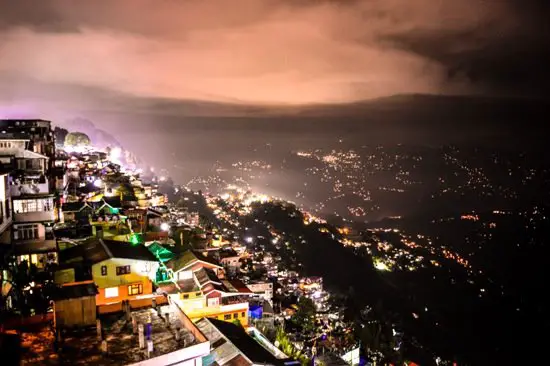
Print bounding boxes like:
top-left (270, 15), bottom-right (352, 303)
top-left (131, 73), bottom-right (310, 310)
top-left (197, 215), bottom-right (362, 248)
top-left (160, 222), bottom-right (170, 231)
top-left (245, 236), bottom-right (253, 244)
top-left (374, 261), bottom-right (389, 271)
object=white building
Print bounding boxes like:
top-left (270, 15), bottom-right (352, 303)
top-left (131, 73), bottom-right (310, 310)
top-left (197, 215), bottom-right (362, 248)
top-left (0, 140), bottom-right (57, 268)
top-left (246, 282), bottom-right (274, 304)
top-left (0, 172), bottom-right (13, 243)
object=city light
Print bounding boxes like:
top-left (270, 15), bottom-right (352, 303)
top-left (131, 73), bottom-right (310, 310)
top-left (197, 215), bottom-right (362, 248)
top-left (245, 236), bottom-right (253, 243)
top-left (160, 222), bottom-right (170, 231)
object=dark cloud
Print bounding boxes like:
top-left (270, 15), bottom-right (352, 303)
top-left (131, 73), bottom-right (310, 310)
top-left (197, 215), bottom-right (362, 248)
top-left (0, 0), bottom-right (547, 108)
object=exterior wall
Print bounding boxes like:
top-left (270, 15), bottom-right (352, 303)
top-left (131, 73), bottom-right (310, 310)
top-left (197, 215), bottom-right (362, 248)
top-left (96, 279), bottom-right (153, 306)
top-left (174, 293), bottom-right (249, 327)
top-left (246, 283), bottom-right (274, 304)
top-left (92, 258), bottom-right (159, 306)
top-left (91, 257), bottom-right (159, 287)
top-left (126, 342), bottom-right (209, 366)
top-left (178, 295), bottom-right (207, 314)
top-left (0, 174), bottom-right (12, 235)
top-left (0, 139), bottom-right (27, 150)
top-left (54, 296), bottom-right (97, 328)
top-left (13, 222), bottom-right (46, 242)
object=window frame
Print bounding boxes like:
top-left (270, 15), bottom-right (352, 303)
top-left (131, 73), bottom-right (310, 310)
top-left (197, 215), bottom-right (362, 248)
top-left (116, 265), bottom-right (131, 276)
top-left (127, 283), bottom-right (143, 296)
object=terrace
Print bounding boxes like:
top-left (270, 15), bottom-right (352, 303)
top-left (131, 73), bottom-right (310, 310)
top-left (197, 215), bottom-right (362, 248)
top-left (20, 302), bottom-right (210, 365)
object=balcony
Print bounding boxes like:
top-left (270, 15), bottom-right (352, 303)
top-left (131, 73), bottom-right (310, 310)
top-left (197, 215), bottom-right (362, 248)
top-left (10, 181), bottom-right (49, 197)
top-left (14, 210), bottom-right (55, 223)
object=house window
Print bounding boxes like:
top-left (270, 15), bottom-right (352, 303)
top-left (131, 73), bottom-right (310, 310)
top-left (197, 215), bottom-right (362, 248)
top-left (101, 266), bottom-right (107, 276)
top-left (183, 294), bottom-right (189, 299)
top-left (128, 283), bottom-right (143, 296)
top-left (195, 292), bottom-right (202, 297)
top-left (116, 265), bottom-right (131, 275)
top-left (14, 224), bottom-right (40, 240)
top-left (105, 287), bottom-right (119, 298)
top-left (224, 314), bottom-right (231, 320)
top-left (13, 198), bottom-right (53, 213)
top-left (241, 312), bottom-right (245, 317)
top-left (233, 313), bottom-right (238, 319)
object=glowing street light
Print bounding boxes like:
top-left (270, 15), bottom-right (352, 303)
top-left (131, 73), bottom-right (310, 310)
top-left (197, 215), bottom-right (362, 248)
top-left (245, 236), bottom-right (253, 244)
top-left (160, 222), bottom-right (170, 232)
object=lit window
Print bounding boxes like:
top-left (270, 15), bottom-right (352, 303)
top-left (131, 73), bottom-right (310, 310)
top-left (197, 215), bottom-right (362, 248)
top-left (105, 287), bottom-right (119, 298)
top-left (128, 283), bottom-right (143, 296)
top-left (13, 198), bottom-right (53, 213)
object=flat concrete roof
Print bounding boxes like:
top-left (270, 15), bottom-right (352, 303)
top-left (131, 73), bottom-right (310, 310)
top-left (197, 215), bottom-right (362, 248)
top-left (20, 304), bottom-right (206, 365)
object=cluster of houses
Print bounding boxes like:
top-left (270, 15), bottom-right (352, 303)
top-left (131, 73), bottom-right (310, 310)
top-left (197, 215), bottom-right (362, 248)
top-left (0, 119), bottom-right (297, 366)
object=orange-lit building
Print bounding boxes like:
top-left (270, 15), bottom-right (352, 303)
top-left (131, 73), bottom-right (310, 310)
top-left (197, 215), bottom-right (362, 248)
top-left (55, 238), bottom-right (160, 310)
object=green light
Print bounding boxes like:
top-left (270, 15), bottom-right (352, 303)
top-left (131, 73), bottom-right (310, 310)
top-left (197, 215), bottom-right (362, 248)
top-left (130, 234), bottom-right (141, 245)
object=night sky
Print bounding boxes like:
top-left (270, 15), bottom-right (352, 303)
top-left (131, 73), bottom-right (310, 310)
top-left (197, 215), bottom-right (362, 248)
top-left (0, 0), bottom-right (548, 116)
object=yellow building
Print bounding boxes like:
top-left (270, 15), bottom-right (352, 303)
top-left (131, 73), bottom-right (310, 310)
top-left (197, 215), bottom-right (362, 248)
top-left (160, 251), bottom-right (252, 326)
top-left (56, 238), bottom-right (160, 308)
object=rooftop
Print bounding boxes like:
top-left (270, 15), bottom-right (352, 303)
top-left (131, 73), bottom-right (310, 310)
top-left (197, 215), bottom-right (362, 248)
top-left (166, 250), bottom-right (221, 272)
top-left (59, 238), bottom-right (157, 264)
top-left (196, 318), bottom-right (295, 366)
top-left (20, 304), bottom-right (209, 366)
top-left (52, 281), bottom-right (98, 301)
top-left (0, 149), bottom-right (49, 160)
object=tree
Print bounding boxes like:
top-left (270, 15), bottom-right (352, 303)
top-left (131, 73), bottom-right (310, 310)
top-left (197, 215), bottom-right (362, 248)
top-left (65, 132), bottom-right (91, 147)
top-left (292, 296), bottom-right (317, 334)
top-left (53, 127), bottom-right (69, 146)
top-left (276, 327), bottom-right (310, 365)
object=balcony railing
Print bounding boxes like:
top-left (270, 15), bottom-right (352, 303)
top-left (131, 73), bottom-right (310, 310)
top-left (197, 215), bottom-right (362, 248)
top-left (14, 210), bottom-right (56, 223)
top-left (10, 182), bottom-right (49, 196)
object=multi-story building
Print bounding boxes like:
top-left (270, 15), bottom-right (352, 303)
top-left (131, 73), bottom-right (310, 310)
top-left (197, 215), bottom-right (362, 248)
top-left (56, 238), bottom-right (161, 310)
top-left (0, 171), bottom-right (13, 244)
top-left (161, 250), bottom-right (253, 326)
top-left (246, 281), bottom-right (274, 304)
top-left (0, 119), bottom-right (55, 162)
top-left (0, 136), bottom-right (57, 268)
